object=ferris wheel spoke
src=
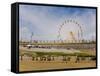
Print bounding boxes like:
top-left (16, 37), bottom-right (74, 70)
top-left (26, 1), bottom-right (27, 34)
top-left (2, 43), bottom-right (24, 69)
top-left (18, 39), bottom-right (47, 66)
top-left (58, 19), bottom-right (83, 43)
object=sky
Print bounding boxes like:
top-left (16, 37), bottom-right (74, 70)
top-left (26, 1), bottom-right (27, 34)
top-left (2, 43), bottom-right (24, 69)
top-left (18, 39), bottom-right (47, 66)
top-left (19, 4), bottom-right (96, 41)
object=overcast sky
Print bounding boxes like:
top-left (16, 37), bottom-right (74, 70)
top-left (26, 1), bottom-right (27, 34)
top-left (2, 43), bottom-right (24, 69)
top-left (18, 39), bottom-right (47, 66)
top-left (19, 4), bottom-right (96, 41)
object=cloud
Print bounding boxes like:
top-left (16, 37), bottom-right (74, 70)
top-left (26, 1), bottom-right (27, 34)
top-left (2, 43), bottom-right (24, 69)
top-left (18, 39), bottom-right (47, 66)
top-left (19, 5), bottom-right (96, 41)
top-left (20, 26), bottom-right (31, 41)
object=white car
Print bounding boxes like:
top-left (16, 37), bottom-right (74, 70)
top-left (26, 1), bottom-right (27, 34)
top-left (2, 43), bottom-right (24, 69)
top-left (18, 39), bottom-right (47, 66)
top-left (26, 44), bottom-right (32, 48)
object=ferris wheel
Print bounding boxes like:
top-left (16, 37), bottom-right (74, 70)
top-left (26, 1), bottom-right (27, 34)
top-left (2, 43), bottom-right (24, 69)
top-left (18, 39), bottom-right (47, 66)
top-left (57, 19), bottom-right (83, 43)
